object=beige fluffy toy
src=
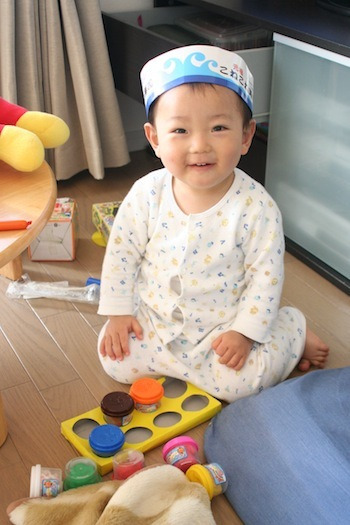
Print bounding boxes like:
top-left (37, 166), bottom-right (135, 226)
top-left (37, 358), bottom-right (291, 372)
top-left (7, 464), bottom-right (217, 525)
top-left (0, 97), bottom-right (69, 171)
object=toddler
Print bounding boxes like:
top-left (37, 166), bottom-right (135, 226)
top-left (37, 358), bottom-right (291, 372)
top-left (97, 45), bottom-right (328, 402)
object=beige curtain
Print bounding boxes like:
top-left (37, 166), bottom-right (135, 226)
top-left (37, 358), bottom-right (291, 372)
top-left (0, 0), bottom-right (130, 180)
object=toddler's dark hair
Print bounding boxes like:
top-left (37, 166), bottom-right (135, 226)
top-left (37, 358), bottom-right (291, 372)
top-left (147, 82), bottom-right (253, 129)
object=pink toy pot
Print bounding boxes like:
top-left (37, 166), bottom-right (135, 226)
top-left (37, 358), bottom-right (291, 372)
top-left (162, 436), bottom-right (200, 472)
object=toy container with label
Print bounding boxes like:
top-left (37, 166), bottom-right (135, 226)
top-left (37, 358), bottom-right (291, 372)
top-left (129, 378), bottom-right (164, 413)
top-left (101, 391), bottom-right (134, 427)
top-left (162, 436), bottom-right (200, 472)
top-left (29, 464), bottom-right (62, 498)
top-left (186, 462), bottom-right (228, 499)
top-left (88, 424), bottom-right (125, 457)
top-left (112, 449), bottom-right (145, 480)
top-left (63, 457), bottom-right (101, 490)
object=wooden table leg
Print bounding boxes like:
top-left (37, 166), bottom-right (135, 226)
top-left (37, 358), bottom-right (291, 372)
top-left (0, 255), bottom-right (23, 280)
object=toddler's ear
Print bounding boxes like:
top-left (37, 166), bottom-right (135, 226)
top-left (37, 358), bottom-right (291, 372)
top-left (144, 122), bottom-right (160, 157)
top-left (241, 119), bottom-right (256, 156)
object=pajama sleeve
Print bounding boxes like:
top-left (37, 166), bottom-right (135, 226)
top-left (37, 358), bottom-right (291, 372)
top-left (97, 180), bottom-right (150, 316)
top-left (229, 196), bottom-right (285, 343)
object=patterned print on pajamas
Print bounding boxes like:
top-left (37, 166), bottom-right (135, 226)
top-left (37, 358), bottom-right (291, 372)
top-left (98, 167), bottom-right (305, 403)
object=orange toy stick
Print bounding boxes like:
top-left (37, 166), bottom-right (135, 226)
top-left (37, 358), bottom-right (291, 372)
top-left (0, 220), bottom-right (32, 231)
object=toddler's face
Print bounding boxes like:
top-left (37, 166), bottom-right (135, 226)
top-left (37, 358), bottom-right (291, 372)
top-left (144, 84), bottom-right (255, 196)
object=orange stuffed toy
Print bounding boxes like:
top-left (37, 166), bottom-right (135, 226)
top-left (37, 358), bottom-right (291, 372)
top-left (0, 97), bottom-right (70, 172)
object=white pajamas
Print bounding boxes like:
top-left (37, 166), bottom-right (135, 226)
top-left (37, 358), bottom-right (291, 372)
top-left (98, 168), bottom-right (305, 402)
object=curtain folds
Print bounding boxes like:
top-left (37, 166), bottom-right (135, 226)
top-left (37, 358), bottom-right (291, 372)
top-left (0, 0), bottom-right (130, 180)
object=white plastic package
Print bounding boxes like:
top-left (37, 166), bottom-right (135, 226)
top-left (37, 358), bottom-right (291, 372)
top-left (6, 274), bottom-right (100, 304)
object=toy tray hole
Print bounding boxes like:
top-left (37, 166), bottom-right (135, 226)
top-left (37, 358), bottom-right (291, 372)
top-left (162, 378), bottom-right (187, 398)
top-left (124, 427), bottom-right (153, 444)
top-left (181, 395), bottom-right (209, 412)
top-left (153, 411), bottom-right (181, 428)
top-left (73, 418), bottom-right (99, 439)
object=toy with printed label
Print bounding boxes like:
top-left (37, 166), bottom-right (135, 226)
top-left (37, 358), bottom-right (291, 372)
top-left (63, 457), bottom-right (101, 490)
top-left (129, 378), bottom-right (164, 413)
top-left (28, 198), bottom-right (78, 261)
top-left (89, 424), bottom-right (125, 457)
top-left (29, 464), bottom-right (63, 498)
top-left (100, 391), bottom-right (134, 426)
top-left (112, 449), bottom-right (145, 480)
top-left (186, 462), bottom-right (228, 499)
top-left (162, 435), bottom-right (228, 497)
top-left (91, 201), bottom-right (122, 247)
top-left (61, 377), bottom-right (221, 475)
top-left (162, 435), bottom-right (200, 472)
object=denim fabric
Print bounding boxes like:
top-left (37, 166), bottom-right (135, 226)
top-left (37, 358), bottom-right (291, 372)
top-left (204, 368), bottom-right (350, 525)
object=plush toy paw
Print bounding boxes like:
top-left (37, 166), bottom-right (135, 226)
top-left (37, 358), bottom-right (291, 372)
top-left (0, 125), bottom-right (44, 172)
top-left (0, 97), bottom-right (70, 172)
top-left (16, 111), bottom-right (70, 148)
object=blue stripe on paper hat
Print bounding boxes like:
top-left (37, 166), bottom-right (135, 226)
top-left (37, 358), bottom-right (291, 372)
top-left (140, 45), bottom-right (254, 116)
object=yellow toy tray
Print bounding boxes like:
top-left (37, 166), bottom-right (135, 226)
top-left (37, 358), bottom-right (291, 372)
top-left (61, 377), bottom-right (221, 475)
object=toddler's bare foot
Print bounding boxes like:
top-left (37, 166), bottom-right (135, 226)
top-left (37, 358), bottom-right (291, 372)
top-left (298, 328), bottom-right (329, 372)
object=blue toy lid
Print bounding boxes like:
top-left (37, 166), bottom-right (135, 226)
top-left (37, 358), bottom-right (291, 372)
top-left (88, 424), bottom-right (125, 454)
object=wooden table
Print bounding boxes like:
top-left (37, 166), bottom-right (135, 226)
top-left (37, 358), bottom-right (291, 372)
top-left (0, 160), bottom-right (57, 280)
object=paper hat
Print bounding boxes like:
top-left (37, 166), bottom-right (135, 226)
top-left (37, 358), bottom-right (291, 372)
top-left (140, 45), bottom-right (254, 116)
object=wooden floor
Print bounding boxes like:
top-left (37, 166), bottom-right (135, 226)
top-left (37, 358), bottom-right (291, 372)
top-left (0, 149), bottom-right (349, 525)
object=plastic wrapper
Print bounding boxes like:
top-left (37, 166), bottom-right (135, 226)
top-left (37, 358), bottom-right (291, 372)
top-left (6, 274), bottom-right (100, 304)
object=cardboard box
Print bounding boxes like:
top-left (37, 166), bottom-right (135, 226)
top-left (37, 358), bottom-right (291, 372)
top-left (92, 201), bottom-right (122, 244)
top-left (29, 198), bottom-right (78, 261)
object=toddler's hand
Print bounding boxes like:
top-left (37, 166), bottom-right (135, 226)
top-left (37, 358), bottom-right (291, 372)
top-left (212, 330), bottom-right (253, 370)
top-left (100, 315), bottom-right (143, 361)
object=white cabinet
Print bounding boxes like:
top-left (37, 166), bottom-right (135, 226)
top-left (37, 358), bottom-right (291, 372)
top-left (265, 34), bottom-right (350, 284)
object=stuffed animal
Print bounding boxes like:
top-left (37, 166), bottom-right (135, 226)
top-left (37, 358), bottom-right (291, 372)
top-left (7, 464), bottom-right (216, 525)
top-left (0, 97), bottom-right (70, 172)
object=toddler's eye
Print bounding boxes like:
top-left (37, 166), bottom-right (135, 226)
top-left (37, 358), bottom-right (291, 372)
top-left (173, 128), bottom-right (187, 134)
top-left (212, 125), bottom-right (226, 132)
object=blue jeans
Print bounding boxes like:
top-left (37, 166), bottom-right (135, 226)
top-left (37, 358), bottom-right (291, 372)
top-left (204, 367), bottom-right (350, 524)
